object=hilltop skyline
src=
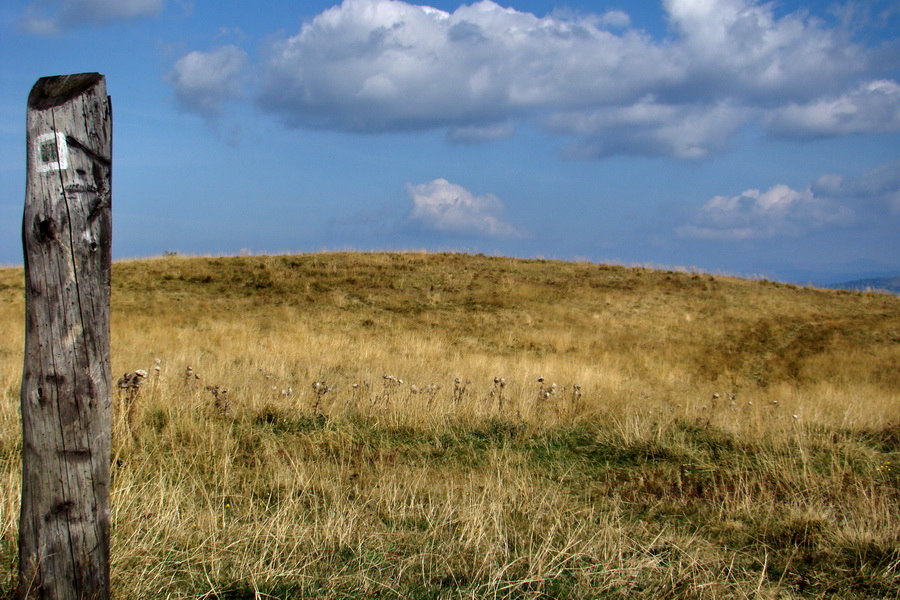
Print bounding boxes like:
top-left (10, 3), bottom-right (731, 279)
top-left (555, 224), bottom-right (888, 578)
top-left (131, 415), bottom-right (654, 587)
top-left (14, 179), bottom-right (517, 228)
top-left (1, 0), bottom-right (898, 283)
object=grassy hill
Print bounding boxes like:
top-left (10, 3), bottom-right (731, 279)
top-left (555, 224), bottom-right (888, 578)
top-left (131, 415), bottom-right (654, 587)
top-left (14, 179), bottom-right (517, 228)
top-left (0, 252), bottom-right (898, 599)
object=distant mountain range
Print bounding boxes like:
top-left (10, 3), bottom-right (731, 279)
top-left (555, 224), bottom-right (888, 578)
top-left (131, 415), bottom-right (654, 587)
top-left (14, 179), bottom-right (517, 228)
top-left (822, 276), bottom-right (900, 294)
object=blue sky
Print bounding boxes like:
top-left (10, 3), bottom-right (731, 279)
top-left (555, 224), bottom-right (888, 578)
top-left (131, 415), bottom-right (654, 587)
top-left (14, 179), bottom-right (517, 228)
top-left (1, 0), bottom-right (898, 283)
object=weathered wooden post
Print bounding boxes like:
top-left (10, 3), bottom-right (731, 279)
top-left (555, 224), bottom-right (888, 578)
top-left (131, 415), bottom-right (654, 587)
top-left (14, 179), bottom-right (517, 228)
top-left (19, 73), bottom-right (112, 600)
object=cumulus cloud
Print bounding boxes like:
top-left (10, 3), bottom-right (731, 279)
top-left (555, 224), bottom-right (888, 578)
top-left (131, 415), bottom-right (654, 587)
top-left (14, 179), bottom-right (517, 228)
top-left (596, 10), bottom-right (631, 29)
top-left (679, 184), bottom-right (853, 240)
top-left (405, 179), bottom-right (522, 238)
top-left (546, 98), bottom-right (750, 159)
top-left (446, 122), bottom-right (515, 145)
top-left (167, 0), bottom-right (896, 159)
top-left (662, 0), bottom-right (868, 101)
top-left (811, 159), bottom-right (900, 214)
top-left (167, 46), bottom-right (249, 120)
top-left (763, 79), bottom-right (900, 138)
top-left (21, 0), bottom-right (164, 33)
top-left (253, 0), bottom-right (675, 131)
top-left (256, 0), bottom-right (676, 133)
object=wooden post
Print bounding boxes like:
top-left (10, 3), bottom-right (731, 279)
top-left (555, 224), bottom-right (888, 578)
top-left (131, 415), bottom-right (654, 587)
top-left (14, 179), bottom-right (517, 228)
top-left (19, 73), bottom-right (112, 600)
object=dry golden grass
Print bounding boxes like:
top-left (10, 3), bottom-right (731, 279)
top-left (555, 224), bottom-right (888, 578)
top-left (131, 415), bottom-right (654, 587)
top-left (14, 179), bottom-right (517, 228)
top-left (0, 251), bottom-right (898, 598)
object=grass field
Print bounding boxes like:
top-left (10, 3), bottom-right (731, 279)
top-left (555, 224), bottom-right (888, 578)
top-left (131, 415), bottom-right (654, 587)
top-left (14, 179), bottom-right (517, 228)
top-left (0, 251), bottom-right (898, 598)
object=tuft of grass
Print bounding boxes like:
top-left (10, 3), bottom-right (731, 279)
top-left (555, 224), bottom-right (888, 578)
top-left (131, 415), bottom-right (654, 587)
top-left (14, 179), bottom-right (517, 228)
top-left (0, 252), bottom-right (898, 598)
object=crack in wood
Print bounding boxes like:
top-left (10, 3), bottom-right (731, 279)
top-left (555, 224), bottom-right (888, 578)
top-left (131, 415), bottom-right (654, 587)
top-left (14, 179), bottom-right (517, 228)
top-left (65, 135), bottom-right (111, 168)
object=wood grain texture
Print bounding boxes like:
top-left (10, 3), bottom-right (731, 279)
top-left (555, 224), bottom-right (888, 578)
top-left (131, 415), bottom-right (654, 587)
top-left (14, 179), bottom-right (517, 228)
top-left (20, 73), bottom-right (112, 600)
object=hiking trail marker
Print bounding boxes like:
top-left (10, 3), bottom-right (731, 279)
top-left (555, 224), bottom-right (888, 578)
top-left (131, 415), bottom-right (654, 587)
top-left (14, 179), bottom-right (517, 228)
top-left (20, 72), bottom-right (112, 600)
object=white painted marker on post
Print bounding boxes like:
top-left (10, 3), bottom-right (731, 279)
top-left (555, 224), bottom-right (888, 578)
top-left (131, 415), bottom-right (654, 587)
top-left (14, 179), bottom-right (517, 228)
top-left (36, 131), bottom-right (68, 173)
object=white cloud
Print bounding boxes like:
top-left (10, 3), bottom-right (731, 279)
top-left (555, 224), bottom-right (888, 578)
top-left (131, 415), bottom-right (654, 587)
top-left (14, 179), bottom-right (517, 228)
top-left (446, 122), bottom-right (515, 144)
top-left (546, 98), bottom-right (750, 159)
top-left (167, 46), bottom-right (249, 120)
top-left (763, 79), bottom-right (900, 138)
top-left (597, 10), bottom-right (631, 29)
top-left (20, 17), bottom-right (59, 34)
top-left (679, 184), bottom-right (854, 240)
top-left (167, 0), bottom-right (895, 159)
top-left (255, 0), bottom-right (678, 132)
top-left (811, 159), bottom-right (900, 214)
top-left (663, 0), bottom-right (867, 100)
top-left (21, 0), bottom-right (164, 32)
top-left (405, 179), bottom-right (522, 238)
